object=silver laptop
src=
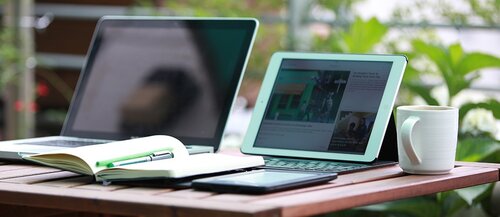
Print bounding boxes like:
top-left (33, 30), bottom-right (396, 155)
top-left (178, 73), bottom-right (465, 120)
top-left (0, 16), bottom-right (259, 160)
top-left (241, 52), bottom-right (406, 174)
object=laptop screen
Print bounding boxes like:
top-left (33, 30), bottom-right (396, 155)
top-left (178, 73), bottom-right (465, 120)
top-left (253, 59), bottom-right (393, 155)
top-left (62, 18), bottom-right (257, 148)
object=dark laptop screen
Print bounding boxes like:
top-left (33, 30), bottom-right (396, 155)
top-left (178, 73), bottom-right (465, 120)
top-left (254, 59), bottom-right (392, 154)
top-left (62, 18), bottom-right (256, 148)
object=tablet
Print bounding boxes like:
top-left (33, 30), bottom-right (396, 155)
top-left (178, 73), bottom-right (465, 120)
top-left (241, 52), bottom-right (407, 162)
top-left (192, 169), bottom-right (337, 194)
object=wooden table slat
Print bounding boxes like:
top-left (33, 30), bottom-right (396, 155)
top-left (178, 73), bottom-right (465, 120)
top-left (73, 183), bottom-right (130, 191)
top-left (158, 188), bottom-right (217, 199)
top-left (37, 176), bottom-right (93, 188)
top-left (1, 171), bottom-right (79, 184)
top-left (113, 187), bottom-right (175, 195)
top-left (251, 166), bottom-right (499, 217)
top-left (0, 166), bottom-right (61, 180)
top-left (0, 164), bottom-right (41, 172)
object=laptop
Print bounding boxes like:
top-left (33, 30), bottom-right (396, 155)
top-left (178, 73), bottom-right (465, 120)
top-left (241, 52), bottom-right (407, 174)
top-left (0, 16), bottom-right (259, 160)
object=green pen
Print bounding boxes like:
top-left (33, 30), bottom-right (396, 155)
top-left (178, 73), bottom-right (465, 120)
top-left (95, 147), bottom-right (173, 167)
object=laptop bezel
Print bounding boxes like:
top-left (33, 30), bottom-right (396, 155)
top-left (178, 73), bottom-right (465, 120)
top-left (241, 52), bottom-right (407, 162)
top-left (59, 16), bottom-right (259, 152)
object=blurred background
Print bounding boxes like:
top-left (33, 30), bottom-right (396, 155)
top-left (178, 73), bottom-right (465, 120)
top-left (0, 0), bottom-right (499, 216)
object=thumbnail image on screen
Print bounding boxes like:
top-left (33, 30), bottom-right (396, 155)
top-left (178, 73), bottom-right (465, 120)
top-left (263, 69), bottom-right (349, 124)
top-left (328, 111), bottom-right (377, 153)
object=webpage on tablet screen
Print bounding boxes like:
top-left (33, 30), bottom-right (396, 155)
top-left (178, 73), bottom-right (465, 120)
top-left (254, 59), bottom-right (392, 154)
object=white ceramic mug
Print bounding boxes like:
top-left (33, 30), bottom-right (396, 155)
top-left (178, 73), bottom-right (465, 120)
top-left (396, 105), bottom-right (459, 174)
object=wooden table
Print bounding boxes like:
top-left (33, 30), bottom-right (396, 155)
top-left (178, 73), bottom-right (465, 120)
top-left (0, 160), bottom-right (498, 217)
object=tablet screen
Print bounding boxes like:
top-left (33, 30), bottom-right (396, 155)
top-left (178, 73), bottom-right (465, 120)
top-left (214, 170), bottom-right (314, 186)
top-left (254, 59), bottom-right (393, 154)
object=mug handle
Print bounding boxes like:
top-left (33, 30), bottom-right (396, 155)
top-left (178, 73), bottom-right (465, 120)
top-left (401, 116), bottom-right (422, 165)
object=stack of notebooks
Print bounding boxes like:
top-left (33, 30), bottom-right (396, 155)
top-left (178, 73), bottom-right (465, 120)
top-left (24, 135), bottom-right (264, 182)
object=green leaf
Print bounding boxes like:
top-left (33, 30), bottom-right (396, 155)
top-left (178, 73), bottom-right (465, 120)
top-left (481, 149), bottom-right (500, 163)
top-left (438, 191), bottom-right (468, 217)
top-left (404, 82), bottom-right (440, 105)
top-left (313, 16), bottom-right (388, 54)
top-left (455, 53), bottom-right (500, 76)
top-left (411, 40), bottom-right (500, 102)
top-left (456, 136), bottom-right (500, 162)
top-left (455, 204), bottom-right (491, 217)
top-left (403, 65), bottom-right (420, 82)
top-left (448, 43), bottom-right (464, 66)
top-left (411, 40), bottom-right (457, 100)
top-left (459, 100), bottom-right (500, 123)
top-left (343, 17), bottom-right (388, 53)
top-left (358, 197), bottom-right (441, 217)
top-left (454, 184), bottom-right (491, 206)
top-left (448, 76), bottom-right (476, 99)
top-left (412, 40), bottom-right (449, 75)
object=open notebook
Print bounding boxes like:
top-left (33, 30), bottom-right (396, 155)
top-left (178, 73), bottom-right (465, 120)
top-left (24, 136), bottom-right (264, 182)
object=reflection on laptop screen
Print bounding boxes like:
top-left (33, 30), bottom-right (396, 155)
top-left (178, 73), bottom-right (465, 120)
top-left (64, 19), bottom-right (255, 145)
top-left (254, 59), bottom-right (393, 154)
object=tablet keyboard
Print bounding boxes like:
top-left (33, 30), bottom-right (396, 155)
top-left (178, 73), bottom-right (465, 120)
top-left (263, 158), bottom-right (372, 174)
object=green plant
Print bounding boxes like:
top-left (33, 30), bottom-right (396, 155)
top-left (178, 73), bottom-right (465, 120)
top-left (313, 15), bottom-right (500, 217)
top-left (405, 40), bottom-right (500, 107)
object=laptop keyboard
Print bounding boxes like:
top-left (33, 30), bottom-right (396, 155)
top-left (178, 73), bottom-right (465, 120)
top-left (23, 139), bottom-right (108, 148)
top-left (263, 158), bottom-right (371, 174)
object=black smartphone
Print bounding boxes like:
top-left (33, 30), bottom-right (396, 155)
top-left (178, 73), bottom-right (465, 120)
top-left (191, 169), bottom-right (337, 194)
